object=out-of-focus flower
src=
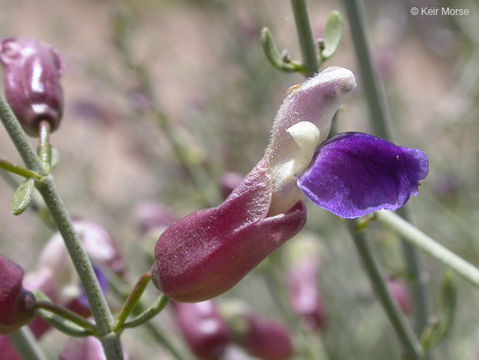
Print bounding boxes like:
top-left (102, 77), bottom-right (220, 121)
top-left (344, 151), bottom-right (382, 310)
top-left (0, 255), bottom-right (35, 334)
top-left (23, 220), bottom-right (117, 338)
top-left (285, 233), bottom-right (326, 331)
top-left (218, 172), bottom-right (244, 199)
top-left (134, 202), bottom-right (177, 235)
top-left (59, 336), bottom-right (129, 360)
top-left (231, 314), bottom-right (293, 360)
top-left (152, 67), bottom-right (428, 302)
top-left (386, 278), bottom-right (411, 314)
top-left (0, 37), bottom-right (64, 136)
top-left (173, 300), bottom-right (230, 359)
top-left (0, 336), bottom-right (22, 360)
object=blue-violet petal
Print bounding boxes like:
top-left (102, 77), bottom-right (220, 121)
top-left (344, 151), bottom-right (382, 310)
top-left (297, 132), bottom-right (429, 218)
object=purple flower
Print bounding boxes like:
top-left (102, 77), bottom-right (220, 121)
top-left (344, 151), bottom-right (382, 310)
top-left (0, 255), bottom-right (35, 334)
top-left (233, 315), bottom-right (293, 360)
top-left (59, 337), bottom-right (129, 360)
top-left (0, 37), bottom-right (64, 137)
top-left (152, 67), bottom-right (428, 302)
top-left (173, 300), bottom-right (231, 359)
top-left (386, 278), bottom-right (411, 314)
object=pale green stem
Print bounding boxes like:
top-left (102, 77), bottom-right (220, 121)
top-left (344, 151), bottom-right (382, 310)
top-left (0, 97), bottom-right (122, 360)
top-left (348, 221), bottom-right (424, 359)
top-left (123, 295), bottom-right (169, 329)
top-left (113, 272), bottom-right (151, 332)
top-left (377, 211), bottom-right (479, 289)
top-left (8, 327), bottom-right (49, 360)
top-left (35, 301), bottom-right (97, 335)
top-left (0, 158), bottom-right (43, 181)
top-left (105, 267), bottom-right (191, 360)
top-left (342, 0), bottom-right (430, 336)
top-left (38, 120), bottom-right (51, 173)
top-left (291, 0), bottom-right (319, 77)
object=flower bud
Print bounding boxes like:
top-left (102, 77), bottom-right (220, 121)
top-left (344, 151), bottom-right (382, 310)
top-left (59, 336), bottom-right (129, 360)
top-left (0, 37), bottom-right (64, 136)
top-left (134, 201), bottom-right (177, 234)
top-left (173, 301), bottom-right (230, 359)
top-left (386, 278), bottom-right (411, 314)
top-left (218, 172), bottom-right (243, 199)
top-left (0, 255), bottom-right (35, 334)
top-left (232, 315), bottom-right (293, 360)
top-left (285, 233), bottom-right (326, 331)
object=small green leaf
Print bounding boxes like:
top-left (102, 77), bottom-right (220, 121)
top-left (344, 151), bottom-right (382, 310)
top-left (261, 27), bottom-right (301, 73)
top-left (420, 271), bottom-right (457, 353)
top-left (321, 11), bottom-right (343, 60)
top-left (11, 178), bottom-right (35, 215)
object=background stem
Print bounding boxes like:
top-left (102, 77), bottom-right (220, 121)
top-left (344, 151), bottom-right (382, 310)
top-left (348, 221), bottom-right (424, 359)
top-left (377, 211), bottom-right (479, 289)
top-left (291, 0), bottom-right (319, 77)
top-left (8, 327), bottom-right (49, 360)
top-left (342, 0), bottom-right (430, 336)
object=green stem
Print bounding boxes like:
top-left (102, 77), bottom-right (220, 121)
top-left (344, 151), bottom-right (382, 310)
top-left (38, 120), bottom-right (51, 173)
top-left (105, 267), bottom-right (191, 360)
top-left (0, 158), bottom-right (43, 181)
top-left (0, 96), bottom-right (122, 360)
top-left (35, 301), bottom-right (97, 335)
top-left (377, 211), bottom-right (479, 289)
top-left (8, 327), bottom-right (49, 360)
top-left (347, 220), bottom-right (424, 359)
top-left (113, 272), bottom-right (152, 332)
top-left (123, 295), bottom-right (169, 329)
top-left (342, 0), bottom-right (430, 336)
top-left (290, 0), bottom-right (319, 77)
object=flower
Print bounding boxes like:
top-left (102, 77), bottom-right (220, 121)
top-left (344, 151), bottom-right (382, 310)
top-left (0, 37), bottom-right (64, 136)
top-left (0, 255), bottom-right (35, 334)
top-left (173, 300), bottom-right (231, 359)
top-left (23, 220), bottom-right (117, 338)
top-left (386, 278), bottom-right (411, 314)
top-left (152, 67), bottom-right (428, 302)
top-left (59, 336), bottom-right (129, 360)
top-left (231, 314), bottom-right (293, 360)
top-left (285, 233), bottom-right (326, 331)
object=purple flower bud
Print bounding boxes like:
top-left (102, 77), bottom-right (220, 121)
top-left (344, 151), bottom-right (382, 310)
top-left (42, 219), bottom-right (126, 277)
top-left (285, 233), bottom-right (326, 331)
top-left (235, 316), bottom-right (293, 360)
top-left (287, 258), bottom-right (326, 331)
top-left (386, 279), bottom-right (411, 314)
top-left (134, 201), bottom-right (177, 234)
top-left (173, 301), bottom-right (231, 359)
top-left (59, 336), bottom-right (129, 360)
top-left (0, 255), bottom-right (35, 334)
top-left (152, 159), bottom-right (307, 302)
top-left (218, 172), bottom-right (244, 200)
top-left (0, 37), bottom-right (64, 136)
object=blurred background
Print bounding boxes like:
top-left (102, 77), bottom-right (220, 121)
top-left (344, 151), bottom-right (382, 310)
top-left (0, 0), bottom-right (478, 359)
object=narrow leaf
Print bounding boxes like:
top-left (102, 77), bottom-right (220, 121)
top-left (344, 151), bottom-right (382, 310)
top-left (11, 178), bottom-right (35, 215)
top-left (321, 11), bottom-right (343, 60)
